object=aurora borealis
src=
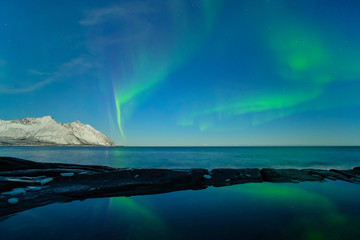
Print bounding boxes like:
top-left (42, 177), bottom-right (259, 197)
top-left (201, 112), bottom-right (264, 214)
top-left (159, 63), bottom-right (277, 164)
top-left (1, 0), bottom-right (360, 145)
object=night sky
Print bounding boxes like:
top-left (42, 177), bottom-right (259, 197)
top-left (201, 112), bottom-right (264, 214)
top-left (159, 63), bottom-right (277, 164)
top-left (1, 0), bottom-right (360, 146)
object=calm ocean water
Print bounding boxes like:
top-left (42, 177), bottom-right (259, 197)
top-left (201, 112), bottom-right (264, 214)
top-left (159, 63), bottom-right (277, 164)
top-left (1, 146), bottom-right (360, 239)
top-left (1, 146), bottom-right (360, 169)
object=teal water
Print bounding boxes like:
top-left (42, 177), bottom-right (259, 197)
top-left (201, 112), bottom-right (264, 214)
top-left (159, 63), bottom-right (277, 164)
top-left (1, 146), bottom-right (360, 169)
top-left (1, 147), bottom-right (360, 239)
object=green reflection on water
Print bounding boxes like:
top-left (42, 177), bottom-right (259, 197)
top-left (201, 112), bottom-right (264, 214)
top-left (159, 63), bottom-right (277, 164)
top-left (111, 148), bottom-right (124, 168)
top-left (108, 197), bottom-right (179, 240)
top-left (225, 183), bottom-right (360, 240)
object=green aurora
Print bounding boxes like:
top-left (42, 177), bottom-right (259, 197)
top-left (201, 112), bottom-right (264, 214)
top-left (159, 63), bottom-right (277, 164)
top-left (2, 0), bottom-right (360, 145)
top-left (113, 0), bottom-right (222, 139)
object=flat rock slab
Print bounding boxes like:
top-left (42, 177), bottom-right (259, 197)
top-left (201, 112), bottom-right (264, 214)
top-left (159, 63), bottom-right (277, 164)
top-left (260, 169), bottom-right (324, 183)
top-left (0, 157), bottom-right (115, 172)
top-left (209, 169), bottom-right (263, 186)
top-left (1, 156), bottom-right (360, 219)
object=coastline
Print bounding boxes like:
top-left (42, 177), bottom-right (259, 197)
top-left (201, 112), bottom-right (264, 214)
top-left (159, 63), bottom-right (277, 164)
top-left (1, 156), bottom-right (360, 219)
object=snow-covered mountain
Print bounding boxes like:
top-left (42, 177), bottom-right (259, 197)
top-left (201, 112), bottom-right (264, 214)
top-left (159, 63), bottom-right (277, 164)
top-left (0, 116), bottom-right (116, 146)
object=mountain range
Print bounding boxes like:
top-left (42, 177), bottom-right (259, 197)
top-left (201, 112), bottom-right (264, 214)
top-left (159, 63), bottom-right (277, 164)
top-left (0, 116), bottom-right (116, 146)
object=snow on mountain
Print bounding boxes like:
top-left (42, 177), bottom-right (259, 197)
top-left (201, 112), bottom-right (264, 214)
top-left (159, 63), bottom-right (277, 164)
top-left (0, 116), bottom-right (116, 146)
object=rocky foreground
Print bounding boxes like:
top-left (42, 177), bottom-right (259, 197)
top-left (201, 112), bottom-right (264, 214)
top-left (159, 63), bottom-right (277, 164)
top-left (1, 156), bottom-right (360, 219)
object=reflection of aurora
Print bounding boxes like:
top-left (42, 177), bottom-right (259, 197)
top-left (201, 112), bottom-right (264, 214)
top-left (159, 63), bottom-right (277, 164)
top-left (108, 197), bottom-right (179, 240)
top-left (104, 182), bottom-right (360, 240)
top-left (113, 1), bottom-right (222, 139)
top-left (226, 183), bottom-right (360, 240)
top-left (111, 148), bottom-right (124, 169)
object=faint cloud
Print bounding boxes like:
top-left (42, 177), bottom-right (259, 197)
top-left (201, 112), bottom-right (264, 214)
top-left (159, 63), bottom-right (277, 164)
top-left (79, 7), bottom-right (128, 26)
top-left (27, 69), bottom-right (49, 76)
top-left (0, 78), bottom-right (55, 94)
top-left (79, 2), bottom-right (157, 50)
top-left (0, 56), bottom-right (93, 94)
top-left (55, 57), bottom-right (93, 77)
top-left (79, 2), bottom-right (155, 26)
top-left (0, 3), bottom-right (157, 95)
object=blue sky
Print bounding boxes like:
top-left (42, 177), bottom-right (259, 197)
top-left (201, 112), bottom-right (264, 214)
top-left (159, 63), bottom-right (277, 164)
top-left (1, 0), bottom-right (360, 146)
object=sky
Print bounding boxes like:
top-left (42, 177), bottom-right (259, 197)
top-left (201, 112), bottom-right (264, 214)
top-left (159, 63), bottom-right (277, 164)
top-left (1, 0), bottom-right (360, 146)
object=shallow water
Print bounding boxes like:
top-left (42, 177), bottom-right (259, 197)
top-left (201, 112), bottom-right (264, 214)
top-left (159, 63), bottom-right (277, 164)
top-left (1, 146), bottom-right (360, 169)
top-left (1, 181), bottom-right (360, 240)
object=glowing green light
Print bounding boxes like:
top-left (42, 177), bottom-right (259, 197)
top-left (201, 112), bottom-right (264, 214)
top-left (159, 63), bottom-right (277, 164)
top-left (174, 1), bottom-right (360, 133)
top-left (114, 55), bottom-right (172, 139)
top-left (194, 88), bottom-right (322, 126)
top-left (226, 184), bottom-right (351, 240)
top-left (115, 97), bottom-right (125, 139)
top-left (269, 25), bottom-right (330, 84)
top-left (113, 1), bottom-right (222, 138)
top-left (109, 197), bottom-right (175, 239)
top-left (201, 0), bottom-right (221, 30)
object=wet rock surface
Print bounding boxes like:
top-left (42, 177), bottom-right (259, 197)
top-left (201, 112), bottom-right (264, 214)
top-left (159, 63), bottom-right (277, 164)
top-left (209, 169), bottom-right (263, 186)
top-left (1, 156), bottom-right (360, 219)
top-left (260, 169), bottom-right (324, 183)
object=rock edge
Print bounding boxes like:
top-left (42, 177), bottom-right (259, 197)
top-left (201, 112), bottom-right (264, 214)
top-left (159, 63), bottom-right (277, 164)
top-left (1, 156), bottom-right (360, 219)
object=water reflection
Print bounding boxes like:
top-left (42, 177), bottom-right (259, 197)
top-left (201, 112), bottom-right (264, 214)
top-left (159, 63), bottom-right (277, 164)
top-left (1, 182), bottom-right (360, 240)
top-left (108, 197), bottom-right (177, 240)
top-left (226, 183), bottom-right (359, 240)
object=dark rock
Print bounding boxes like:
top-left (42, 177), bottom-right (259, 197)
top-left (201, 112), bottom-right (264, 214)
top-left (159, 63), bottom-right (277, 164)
top-left (0, 178), bottom-right (41, 193)
top-left (0, 169), bottom-right (87, 177)
top-left (1, 156), bottom-right (360, 220)
top-left (210, 169), bottom-right (263, 186)
top-left (260, 169), bottom-right (324, 183)
top-left (302, 169), bottom-right (342, 181)
top-left (0, 168), bottom-right (209, 218)
top-left (0, 156), bottom-right (116, 172)
top-left (330, 169), bottom-right (360, 183)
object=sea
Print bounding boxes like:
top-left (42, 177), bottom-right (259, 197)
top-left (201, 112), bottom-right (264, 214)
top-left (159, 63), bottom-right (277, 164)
top-left (1, 146), bottom-right (360, 240)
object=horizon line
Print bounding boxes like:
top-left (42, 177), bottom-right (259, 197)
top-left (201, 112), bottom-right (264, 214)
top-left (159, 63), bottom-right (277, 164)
top-left (116, 145), bottom-right (360, 147)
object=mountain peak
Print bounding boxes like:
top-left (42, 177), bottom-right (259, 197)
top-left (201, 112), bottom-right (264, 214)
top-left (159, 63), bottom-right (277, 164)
top-left (41, 116), bottom-right (54, 120)
top-left (73, 120), bottom-right (83, 125)
top-left (0, 116), bottom-right (116, 146)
